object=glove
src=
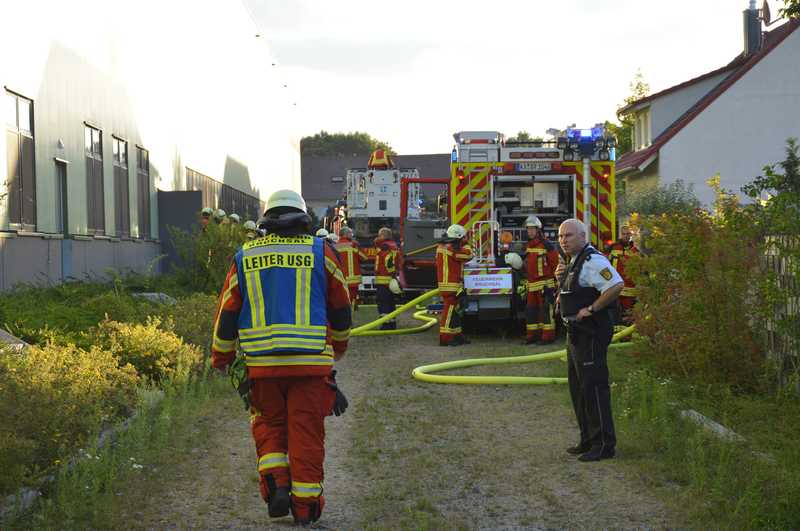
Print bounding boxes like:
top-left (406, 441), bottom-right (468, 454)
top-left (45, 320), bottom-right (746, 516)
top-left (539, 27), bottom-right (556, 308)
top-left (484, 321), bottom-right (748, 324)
top-left (326, 370), bottom-right (349, 416)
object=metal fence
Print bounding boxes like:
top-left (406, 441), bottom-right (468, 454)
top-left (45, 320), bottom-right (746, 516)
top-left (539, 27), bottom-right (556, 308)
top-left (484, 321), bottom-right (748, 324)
top-left (763, 236), bottom-right (800, 386)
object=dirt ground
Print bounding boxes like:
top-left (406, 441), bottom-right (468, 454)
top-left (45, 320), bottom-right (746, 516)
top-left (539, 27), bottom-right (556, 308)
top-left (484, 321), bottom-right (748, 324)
top-left (118, 311), bottom-right (674, 530)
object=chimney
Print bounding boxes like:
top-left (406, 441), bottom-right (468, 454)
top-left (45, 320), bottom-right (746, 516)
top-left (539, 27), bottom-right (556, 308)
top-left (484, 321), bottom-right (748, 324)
top-left (743, 0), bottom-right (762, 55)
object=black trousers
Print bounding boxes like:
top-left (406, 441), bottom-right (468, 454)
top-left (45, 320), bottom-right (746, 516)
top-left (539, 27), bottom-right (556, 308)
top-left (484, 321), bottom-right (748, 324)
top-left (376, 285), bottom-right (397, 322)
top-left (566, 321), bottom-right (616, 452)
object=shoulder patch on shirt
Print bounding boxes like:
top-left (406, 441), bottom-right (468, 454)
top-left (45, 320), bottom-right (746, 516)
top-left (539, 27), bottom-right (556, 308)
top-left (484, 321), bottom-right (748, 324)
top-left (600, 267), bottom-right (612, 281)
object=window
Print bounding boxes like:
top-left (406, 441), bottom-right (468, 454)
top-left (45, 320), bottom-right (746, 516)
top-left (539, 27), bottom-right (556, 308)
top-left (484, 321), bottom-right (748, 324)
top-left (55, 160), bottom-right (68, 234)
top-left (5, 91), bottom-right (36, 227)
top-left (634, 109), bottom-right (652, 150)
top-left (112, 136), bottom-right (130, 237)
top-left (85, 125), bottom-right (104, 234)
top-left (136, 146), bottom-right (150, 238)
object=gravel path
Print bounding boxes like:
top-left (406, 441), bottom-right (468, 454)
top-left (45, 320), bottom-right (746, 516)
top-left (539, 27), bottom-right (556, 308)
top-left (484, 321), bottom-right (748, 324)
top-left (120, 313), bottom-right (674, 530)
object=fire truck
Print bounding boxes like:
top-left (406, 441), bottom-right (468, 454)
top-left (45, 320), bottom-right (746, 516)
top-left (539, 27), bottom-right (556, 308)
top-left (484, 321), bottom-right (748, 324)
top-left (450, 128), bottom-right (617, 322)
top-left (331, 149), bottom-right (423, 292)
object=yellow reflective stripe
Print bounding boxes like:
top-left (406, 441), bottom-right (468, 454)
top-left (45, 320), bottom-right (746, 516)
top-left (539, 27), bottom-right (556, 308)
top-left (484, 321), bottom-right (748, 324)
top-left (220, 272), bottom-right (239, 309)
top-left (247, 270), bottom-right (264, 329)
top-left (541, 323), bottom-right (555, 331)
top-left (245, 355), bottom-right (334, 367)
top-left (294, 267), bottom-right (311, 326)
top-left (331, 328), bottom-right (350, 341)
top-left (325, 256), bottom-right (347, 285)
top-left (257, 452), bottom-right (289, 472)
top-left (243, 338), bottom-right (327, 351)
top-left (528, 248), bottom-right (547, 254)
top-left (291, 481), bottom-right (322, 498)
top-left (441, 326), bottom-right (461, 333)
top-left (621, 287), bottom-right (639, 297)
top-left (375, 276), bottom-right (391, 285)
top-left (526, 324), bottom-right (542, 330)
top-left (347, 251), bottom-right (355, 277)
top-left (213, 337), bottom-right (236, 352)
top-left (239, 324), bottom-right (327, 338)
top-left (345, 274), bottom-right (362, 283)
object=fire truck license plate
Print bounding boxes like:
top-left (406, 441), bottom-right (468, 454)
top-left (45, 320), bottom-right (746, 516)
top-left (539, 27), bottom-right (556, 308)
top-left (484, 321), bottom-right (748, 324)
top-left (517, 162), bottom-right (551, 172)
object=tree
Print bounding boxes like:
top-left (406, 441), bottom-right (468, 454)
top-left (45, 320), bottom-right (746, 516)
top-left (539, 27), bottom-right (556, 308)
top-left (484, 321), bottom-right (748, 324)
top-left (619, 179), bottom-right (702, 217)
top-left (780, 0), bottom-right (800, 19)
top-left (506, 131), bottom-right (543, 143)
top-left (300, 131), bottom-right (394, 157)
top-left (606, 70), bottom-right (651, 158)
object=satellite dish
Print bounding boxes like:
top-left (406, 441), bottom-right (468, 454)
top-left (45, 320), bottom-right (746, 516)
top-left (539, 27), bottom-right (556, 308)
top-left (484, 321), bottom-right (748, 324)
top-left (761, 0), bottom-right (772, 26)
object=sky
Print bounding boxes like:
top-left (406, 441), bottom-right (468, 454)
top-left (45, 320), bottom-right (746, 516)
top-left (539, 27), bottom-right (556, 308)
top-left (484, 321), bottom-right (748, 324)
top-left (245, 0), bottom-right (782, 155)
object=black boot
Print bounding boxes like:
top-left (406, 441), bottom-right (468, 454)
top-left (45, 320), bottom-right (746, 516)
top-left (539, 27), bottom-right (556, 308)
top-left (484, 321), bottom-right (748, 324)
top-left (265, 475), bottom-right (291, 517)
top-left (565, 442), bottom-right (592, 455)
top-left (578, 446), bottom-right (615, 462)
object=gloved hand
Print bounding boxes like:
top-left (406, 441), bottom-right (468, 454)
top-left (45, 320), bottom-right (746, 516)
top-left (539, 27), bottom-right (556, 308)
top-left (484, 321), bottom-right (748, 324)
top-left (326, 370), bottom-right (349, 416)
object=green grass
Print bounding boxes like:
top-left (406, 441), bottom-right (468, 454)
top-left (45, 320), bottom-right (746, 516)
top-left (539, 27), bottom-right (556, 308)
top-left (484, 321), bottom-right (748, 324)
top-left (6, 369), bottom-right (229, 529)
top-left (609, 350), bottom-right (800, 530)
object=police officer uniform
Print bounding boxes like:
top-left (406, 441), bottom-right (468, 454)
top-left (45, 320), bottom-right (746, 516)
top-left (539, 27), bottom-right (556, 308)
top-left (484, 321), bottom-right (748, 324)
top-left (559, 243), bottom-right (623, 461)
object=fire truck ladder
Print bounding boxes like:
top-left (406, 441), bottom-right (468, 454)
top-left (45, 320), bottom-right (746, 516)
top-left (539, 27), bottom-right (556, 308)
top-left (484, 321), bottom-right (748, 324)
top-left (472, 220), bottom-right (499, 266)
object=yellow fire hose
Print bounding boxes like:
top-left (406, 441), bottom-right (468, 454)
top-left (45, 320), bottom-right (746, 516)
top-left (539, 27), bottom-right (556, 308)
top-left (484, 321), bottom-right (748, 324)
top-left (349, 287), bottom-right (638, 385)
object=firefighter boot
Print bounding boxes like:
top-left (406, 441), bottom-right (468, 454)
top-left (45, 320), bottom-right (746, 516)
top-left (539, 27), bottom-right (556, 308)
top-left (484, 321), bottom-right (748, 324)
top-left (291, 498), bottom-right (324, 526)
top-left (264, 474), bottom-right (291, 518)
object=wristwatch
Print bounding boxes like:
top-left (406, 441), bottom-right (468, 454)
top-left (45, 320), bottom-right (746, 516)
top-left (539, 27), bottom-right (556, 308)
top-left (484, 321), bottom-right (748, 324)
top-left (586, 304), bottom-right (594, 314)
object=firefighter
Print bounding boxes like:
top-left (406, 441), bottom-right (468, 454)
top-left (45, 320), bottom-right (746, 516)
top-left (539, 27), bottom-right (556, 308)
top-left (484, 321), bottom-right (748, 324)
top-left (523, 215), bottom-right (559, 345)
top-left (213, 208), bottom-right (227, 224)
top-left (374, 227), bottom-right (401, 330)
top-left (336, 226), bottom-right (368, 311)
top-left (606, 224), bottom-right (639, 324)
top-left (436, 224), bottom-right (473, 346)
top-left (556, 218), bottom-right (623, 462)
top-left (243, 220), bottom-right (259, 240)
top-left (200, 207), bottom-right (214, 229)
top-left (229, 213), bottom-right (241, 224)
top-left (211, 189), bottom-right (352, 525)
top-left (367, 148), bottom-right (394, 170)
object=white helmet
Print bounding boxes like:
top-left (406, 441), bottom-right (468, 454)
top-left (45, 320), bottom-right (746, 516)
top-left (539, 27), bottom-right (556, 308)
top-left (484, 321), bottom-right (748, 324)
top-left (229, 213), bottom-right (240, 224)
top-left (315, 228), bottom-right (329, 238)
top-left (265, 189), bottom-right (307, 214)
top-left (505, 252), bottom-right (523, 270)
top-left (525, 215), bottom-right (542, 229)
top-left (388, 278), bottom-right (402, 295)
top-left (243, 220), bottom-right (257, 231)
top-left (446, 223), bottom-right (467, 239)
top-left (327, 233), bottom-right (339, 243)
top-left (214, 208), bottom-right (227, 220)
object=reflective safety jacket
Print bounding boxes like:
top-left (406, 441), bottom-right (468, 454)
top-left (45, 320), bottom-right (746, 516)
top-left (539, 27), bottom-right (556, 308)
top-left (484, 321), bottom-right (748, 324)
top-left (335, 237), bottom-right (368, 287)
top-left (525, 237), bottom-right (559, 292)
top-left (211, 232), bottom-right (352, 378)
top-left (607, 241), bottom-right (639, 297)
top-left (436, 240), bottom-right (473, 293)
top-left (374, 237), bottom-right (400, 285)
top-left (367, 149), bottom-right (393, 169)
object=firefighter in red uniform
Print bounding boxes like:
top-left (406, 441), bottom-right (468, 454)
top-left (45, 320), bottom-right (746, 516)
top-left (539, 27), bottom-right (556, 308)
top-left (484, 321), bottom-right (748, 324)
top-left (524, 215), bottom-right (559, 345)
top-left (211, 189), bottom-right (352, 526)
top-left (374, 226), bottom-right (401, 330)
top-left (436, 224), bottom-right (473, 346)
top-left (606, 224), bottom-right (639, 324)
top-left (367, 148), bottom-right (394, 170)
top-left (335, 226), bottom-right (368, 310)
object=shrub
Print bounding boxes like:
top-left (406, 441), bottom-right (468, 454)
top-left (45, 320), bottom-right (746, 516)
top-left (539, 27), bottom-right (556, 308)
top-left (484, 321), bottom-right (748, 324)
top-left (628, 178), bottom-right (768, 391)
top-left (620, 178), bottom-right (702, 217)
top-left (0, 343), bottom-right (139, 496)
top-left (169, 222), bottom-right (246, 293)
top-left (93, 317), bottom-right (203, 384)
top-left (161, 293), bottom-right (218, 352)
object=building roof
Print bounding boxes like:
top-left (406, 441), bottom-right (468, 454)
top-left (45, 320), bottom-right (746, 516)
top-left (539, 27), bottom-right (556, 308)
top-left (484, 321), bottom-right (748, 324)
top-left (300, 153), bottom-right (450, 203)
top-left (618, 19), bottom-right (800, 174)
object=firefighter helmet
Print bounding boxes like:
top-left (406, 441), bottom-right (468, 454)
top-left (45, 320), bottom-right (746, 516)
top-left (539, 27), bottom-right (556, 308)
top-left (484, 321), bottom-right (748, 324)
top-left (214, 209), bottom-right (227, 220)
top-left (265, 189), bottom-right (307, 214)
top-left (201, 207), bottom-right (214, 217)
top-left (446, 224), bottom-right (467, 239)
top-left (505, 252), bottom-right (523, 270)
top-left (243, 220), bottom-right (257, 231)
top-left (229, 213), bottom-right (240, 224)
top-left (525, 215), bottom-right (542, 229)
top-left (315, 228), bottom-right (329, 238)
top-left (340, 226), bottom-right (353, 238)
top-left (388, 278), bottom-right (402, 295)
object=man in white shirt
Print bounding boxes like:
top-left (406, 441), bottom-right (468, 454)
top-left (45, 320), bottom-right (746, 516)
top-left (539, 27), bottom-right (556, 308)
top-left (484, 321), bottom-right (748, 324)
top-left (556, 218), bottom-right (624, 462)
